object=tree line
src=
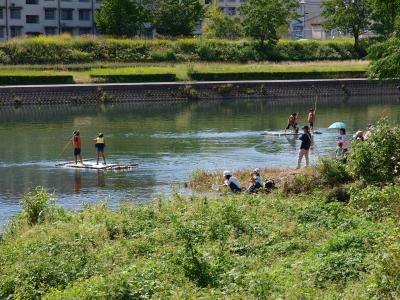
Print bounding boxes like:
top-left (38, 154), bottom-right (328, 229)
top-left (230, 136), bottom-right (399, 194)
top-left (96, 0), bottom-right (399, 43)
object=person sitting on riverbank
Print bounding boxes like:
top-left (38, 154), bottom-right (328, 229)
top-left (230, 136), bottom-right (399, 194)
top-left (246, 168), bottom-right (263, 193)
top-left (308, 109), bottom-right (316, 132)
top-left (353, 130), bottom-right (364, 142)
top-left (223, 170), bottom-right (242, 193)
top-left (72, 130), bottom-right (83, 165)
top-left (94, 133), bottom-right (106, 165)
top-left (297, 126), bottom-right (312, 169)
top-left (285, 113), bottom-right (299, 133)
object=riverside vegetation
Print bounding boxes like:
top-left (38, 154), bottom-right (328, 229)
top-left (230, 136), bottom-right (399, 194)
top-left (1, 121), bottom-right (400, 299)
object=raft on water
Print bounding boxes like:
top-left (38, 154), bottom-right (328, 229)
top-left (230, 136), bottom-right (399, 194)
top-left (261, 131), bottom-right (322, 136)
top-left (56, 161), bottom-right (138, 170)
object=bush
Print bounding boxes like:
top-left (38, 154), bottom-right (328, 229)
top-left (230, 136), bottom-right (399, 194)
top-left (348, 120), bottom-right (400, 183)
top-left (90, 73), bottom-right (177, 83)
top-left (19, 187), bottom-right (53, 225)
top-left (188, 70), bottom-right (365, 81)
top-left (0, 75), bottom-right (74, 85)
top-left (316, 158), bottom-right (352, 186)
top-left (0, 36), bottom-right (364, 64)
top-left (349, 184), bottom-right (400, 219)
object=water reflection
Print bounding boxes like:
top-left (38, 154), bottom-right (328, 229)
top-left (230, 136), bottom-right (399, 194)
top-left (1, 96), bottom-right (400, 227)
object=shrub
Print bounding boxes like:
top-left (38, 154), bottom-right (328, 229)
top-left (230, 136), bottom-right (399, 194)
top-left (348, 120), bottom-right (400, 183)
top-left (90, 73), bottom-right (177, 83)
top-left (19, 187), bottom-right (53, 225)
top-left (0, 75), bottom-right (74, 85)
top-left (0, 50), bottom-right (11, 64)
top-left (349, 184), bottom-right (400, 219)
top-left (316, 158), bottom-right (352, 186)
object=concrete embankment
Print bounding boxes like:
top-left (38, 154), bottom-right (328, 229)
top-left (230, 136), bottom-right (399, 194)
top-left (0, 79), bottom-right (398, 106)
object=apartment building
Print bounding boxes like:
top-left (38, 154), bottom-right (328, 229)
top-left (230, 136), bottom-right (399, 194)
top-left (0, 0), bottom-right (101, 40)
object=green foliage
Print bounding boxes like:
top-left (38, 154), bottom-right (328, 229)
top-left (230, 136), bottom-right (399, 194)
top-left (349, 184), bottom-right (400, 219)
top-left (368, 0), bottom-right (400, 37)
top-left (0, 75), bottom-right (74, 85)
top-left (19, 187), bottom-right (53, 225)
top-left (316, 157), bottom-right (352, 186)
top-left (154, 0), bottom-right (206, 36)
top-left (189, 70), bottom-right (365, 81)
top-left (0, 187), bottom-right (398, 299)
top-left (90, 73), bottom-right (177, 83)
top-left (203, 2), bottom-right (243, 39)
top-left (240, 0), bottom-right (298, 46)
top-left (348, 120), bottom-right (400, 183)
top-left (0, 50), bottom-right (11, 64)
top-left (322, 0), bottom-right (371, 52)
top-left (0, 36), bottom-right (363, 65)
top-left (95, 0), bottom-right (148, 37)
top-left (368, 38), bottom-right (400, 79)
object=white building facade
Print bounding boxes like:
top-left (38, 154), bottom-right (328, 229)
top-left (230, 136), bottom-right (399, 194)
top-left (0, 0), bottom-right (101, 40)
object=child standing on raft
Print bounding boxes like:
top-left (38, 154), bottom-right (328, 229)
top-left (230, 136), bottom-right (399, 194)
top-left (94, 133), bottom-right (106, 165)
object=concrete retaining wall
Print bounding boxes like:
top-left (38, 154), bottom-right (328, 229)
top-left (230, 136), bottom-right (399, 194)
top-left (0, 79), bottom-right (398, 106)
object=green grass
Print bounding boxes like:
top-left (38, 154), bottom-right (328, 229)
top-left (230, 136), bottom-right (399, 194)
top-left (0, 61), bottom-right (369, 83)
top-left (0, 178), bottom-right (399, 299)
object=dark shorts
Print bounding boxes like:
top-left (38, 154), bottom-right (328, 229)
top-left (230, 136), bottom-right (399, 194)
top-left (96, 144), bottom-right (105, 152)
top-left (74, 148), bottom-right (81, 156)
top-left (309, 122), bottom-right (314, 127)
top-left (286, 123), bottom-right (298, 130)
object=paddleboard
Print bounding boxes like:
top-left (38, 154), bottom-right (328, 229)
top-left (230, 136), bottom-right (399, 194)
top-left (261, 131), bottom-right (323, 136)
top-left (56, 161), bottom-right (138, 170)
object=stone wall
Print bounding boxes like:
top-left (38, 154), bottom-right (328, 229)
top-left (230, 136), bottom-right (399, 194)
top-left (0, 79), bottom-right (398, 106)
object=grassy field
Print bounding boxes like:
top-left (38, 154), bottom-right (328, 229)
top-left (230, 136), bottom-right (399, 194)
top-left (0, 61), bottom-right (369, 83)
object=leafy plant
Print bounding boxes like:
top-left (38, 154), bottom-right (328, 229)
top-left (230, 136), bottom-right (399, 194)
top-left (20, 187), bottom-right (52, 225)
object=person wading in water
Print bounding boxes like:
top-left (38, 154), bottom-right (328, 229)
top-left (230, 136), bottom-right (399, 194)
top-left (285, 112), bottom-right (299, 133)
top-left (297, 126), bottom-right (312, 169)
top-left (94, 133), bottom-right (106, 165)
top-left (308, 108), bottom-right (316, 132)
top-left (72, 130), bottom-right (83, 165)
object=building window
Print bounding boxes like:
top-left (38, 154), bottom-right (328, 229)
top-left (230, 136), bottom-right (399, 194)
top-left (79, 0), bottom-right (90, 2)
top-left (61, 9), bottom-right (73, 20)
top-left (0, 27), bottom-right (4, 39)
top-left (78, 27), bottom-right (92, 35)
top-left (10, 26), bottom-right (22, 37)
top-left (26, 0), bottom-right (39, 4)
top-left (0, 8), bottom-right (4, 19)
top-left (226, 7), bottom-right (236, 15)
top-left (61, 27), bottom-right (74, 34)
top-left (44, 8), bottom-right (56, 20)
top-left (10, 8), bottom-right (22, 19)
top-left (45, 26), bottom-right (58, 35)
top-left (78, 9), bottom-right (91, 21)
top-left (26, 15), bottom-right (40, 23)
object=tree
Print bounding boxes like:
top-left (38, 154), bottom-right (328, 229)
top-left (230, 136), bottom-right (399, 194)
top-left (322, 0), bottom-right (371, 52)
top-left (96, 0), bottom-right (147, 37)
top-left (368, 0), bottom-right (400, 37)
top-left (154, 0), bottom-right (206, 36)
top-left (240, 0), bottom-right (298, 47)
top-left (203, 1), bottom-right (243, 39)
top-left (368, 38), bottom-right (400, 79)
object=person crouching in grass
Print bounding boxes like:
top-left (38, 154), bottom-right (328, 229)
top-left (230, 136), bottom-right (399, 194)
top-left (246, 168), bottom-right (263, 193)
top-left (223, 170), bottom-right (242, 193)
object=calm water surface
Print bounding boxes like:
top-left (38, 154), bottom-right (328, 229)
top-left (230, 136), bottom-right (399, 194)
top-left (1, 96), bottom-right (400, 228)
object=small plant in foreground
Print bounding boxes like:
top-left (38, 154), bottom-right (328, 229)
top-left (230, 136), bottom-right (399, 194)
top-left (20, 186), bottom-right (52, 225)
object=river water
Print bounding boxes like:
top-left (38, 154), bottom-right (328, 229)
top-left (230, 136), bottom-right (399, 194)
top-left (1, 96), bottom-right (399, 228)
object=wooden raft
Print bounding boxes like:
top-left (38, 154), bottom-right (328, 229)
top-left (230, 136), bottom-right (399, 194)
top-left (56, 161), bottom-right (138, 170)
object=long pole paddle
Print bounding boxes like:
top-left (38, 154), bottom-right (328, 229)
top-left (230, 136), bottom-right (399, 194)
top-left (57, 136), bottom-right (73, 160)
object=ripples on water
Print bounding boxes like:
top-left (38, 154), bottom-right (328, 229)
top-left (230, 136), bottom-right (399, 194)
top-left (1, 96), bottom-right (400, 227)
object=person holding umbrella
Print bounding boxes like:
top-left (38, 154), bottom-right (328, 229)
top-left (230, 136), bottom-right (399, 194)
top-left (329, 122), bottom-right (349, 152)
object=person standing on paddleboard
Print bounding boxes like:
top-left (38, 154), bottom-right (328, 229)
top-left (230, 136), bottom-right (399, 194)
top-left (94, 133), bottom-right (106, 165)
top-left (72, 131), bottom-right (83, 165)
top-left (308, 109), bottom-right (316, 132)
top-left (285, 112), bottom-right (299, 133)
top-left (297, 126), bottom-right (312, 169)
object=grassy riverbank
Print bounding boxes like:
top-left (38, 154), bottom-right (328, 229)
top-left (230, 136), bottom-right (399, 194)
top-left (1, 123), bottom-right (399, 299)
top-left (0, 61), bottom-right (368, 84)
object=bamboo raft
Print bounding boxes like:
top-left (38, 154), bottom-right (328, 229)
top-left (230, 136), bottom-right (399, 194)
top-left (56, 160), bottom-right (138, 170)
